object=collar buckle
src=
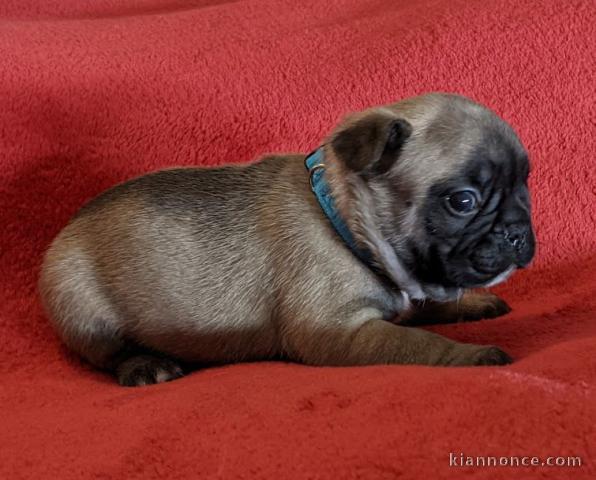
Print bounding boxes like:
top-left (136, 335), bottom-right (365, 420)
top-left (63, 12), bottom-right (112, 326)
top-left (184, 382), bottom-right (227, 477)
top-left (305, 148), bottom-right (326, 192)
top-left (308, 163), bottom-right (326, 191)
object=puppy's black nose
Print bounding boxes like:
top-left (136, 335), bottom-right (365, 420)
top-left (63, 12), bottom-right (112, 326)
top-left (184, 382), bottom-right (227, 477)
top-left (504, 224), bottom-right (535, 267)
top-left (504, 226), bottom-right (527, 251)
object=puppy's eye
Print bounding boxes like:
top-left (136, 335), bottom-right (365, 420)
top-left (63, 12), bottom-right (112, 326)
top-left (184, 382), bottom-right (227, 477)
top-left (446, 190), bottom-right (477, 214)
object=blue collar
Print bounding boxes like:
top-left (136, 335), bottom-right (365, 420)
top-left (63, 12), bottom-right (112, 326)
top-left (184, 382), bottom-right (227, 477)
top-left (305, 148), bottom-right (373, 267)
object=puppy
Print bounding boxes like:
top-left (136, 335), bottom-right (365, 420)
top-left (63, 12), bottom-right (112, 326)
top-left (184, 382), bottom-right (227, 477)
top-left (39, 93), bottom-right (535, 386)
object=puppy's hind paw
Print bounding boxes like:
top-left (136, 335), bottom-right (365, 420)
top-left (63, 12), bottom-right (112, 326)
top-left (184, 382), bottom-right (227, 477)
top-left (470, 346), bottom-right (513, 366)
top-left (449, 345), bottom-right (513, 367)
top-left (116, 355), bottom-right (184, 387)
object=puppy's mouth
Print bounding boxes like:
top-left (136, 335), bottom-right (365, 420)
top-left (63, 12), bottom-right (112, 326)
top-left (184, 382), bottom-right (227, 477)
top-left (478, 264), bottom-right (516, 288)
top-left (421, 265), bottom-right (515, 301)
top-left (463, 264), bottom-right (516, 289)
top-left (433, 259), bottom-right (517, 291)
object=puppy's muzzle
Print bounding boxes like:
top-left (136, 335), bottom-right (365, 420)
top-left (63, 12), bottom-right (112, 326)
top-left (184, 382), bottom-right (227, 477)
top-left (503, 223), bottom-right (535, 268)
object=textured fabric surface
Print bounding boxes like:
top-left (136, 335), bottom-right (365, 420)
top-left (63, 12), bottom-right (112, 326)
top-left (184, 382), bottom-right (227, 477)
top-left (1, 0), bottom-right (595, 478)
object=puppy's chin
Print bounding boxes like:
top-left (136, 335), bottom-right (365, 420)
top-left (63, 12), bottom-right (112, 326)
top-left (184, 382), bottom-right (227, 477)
top-left (415, 265), bottom-right (514, 303)
top-left (480, 265), bottom-right (516, 288)
top-left (442, 264), bottom-right (516, 290)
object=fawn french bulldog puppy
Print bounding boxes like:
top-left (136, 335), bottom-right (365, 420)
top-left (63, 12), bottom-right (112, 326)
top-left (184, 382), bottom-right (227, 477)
top-left (39, 93), bottom-right (535, 386)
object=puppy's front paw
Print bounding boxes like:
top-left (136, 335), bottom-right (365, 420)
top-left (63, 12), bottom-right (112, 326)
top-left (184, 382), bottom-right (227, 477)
top-left (457, 292), bottom-right (512, 322)
top-left (405, 292), bottom-right (512, 325)
top-left (450, 345), bottom-right (513, 366)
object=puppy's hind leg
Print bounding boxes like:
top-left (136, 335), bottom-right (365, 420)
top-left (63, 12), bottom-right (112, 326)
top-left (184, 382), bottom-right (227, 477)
top-left (39, 242), bottom-right (184, 387)
top-left (41, 286), bottom-right (184, 387)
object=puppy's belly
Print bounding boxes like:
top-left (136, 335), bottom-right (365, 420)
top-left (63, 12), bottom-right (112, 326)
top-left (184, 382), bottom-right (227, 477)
top-left (129, 316), bottom-right (279, 364)
top-left (100, 250), bottom-right (279, 363)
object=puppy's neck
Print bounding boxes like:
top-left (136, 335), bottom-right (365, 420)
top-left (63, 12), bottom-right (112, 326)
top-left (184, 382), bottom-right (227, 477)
top-left (312, 146), bottom-right (427, 302)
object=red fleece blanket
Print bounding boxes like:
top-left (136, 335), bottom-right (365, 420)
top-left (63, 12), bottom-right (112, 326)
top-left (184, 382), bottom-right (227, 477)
top-left (1, 0), bottom-right (595, 478)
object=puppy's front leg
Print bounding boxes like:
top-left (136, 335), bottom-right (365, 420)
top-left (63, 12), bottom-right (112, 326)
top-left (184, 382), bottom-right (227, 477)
top-left (403, 291), bottom-right (512, 326)
top-left (288, 308), bottom-right (512, 367)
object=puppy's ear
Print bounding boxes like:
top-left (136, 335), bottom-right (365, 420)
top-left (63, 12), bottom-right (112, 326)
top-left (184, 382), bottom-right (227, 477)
top-left (331, 113), bottom-right (412, 175)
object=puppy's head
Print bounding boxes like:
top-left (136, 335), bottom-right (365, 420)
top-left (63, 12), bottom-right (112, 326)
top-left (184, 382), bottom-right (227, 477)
top-left (325, 93), bottom-right (535, 298)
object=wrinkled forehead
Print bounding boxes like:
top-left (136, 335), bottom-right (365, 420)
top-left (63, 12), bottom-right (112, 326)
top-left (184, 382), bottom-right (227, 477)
top-left (467, 126), bottom-right (529, 187)
top-left (388, 99), bottom-right (527, 191)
